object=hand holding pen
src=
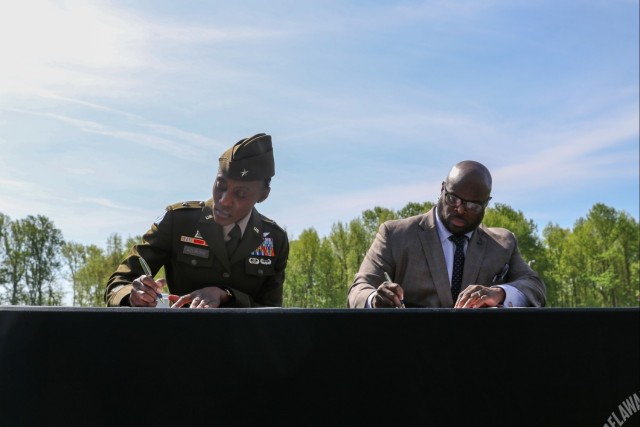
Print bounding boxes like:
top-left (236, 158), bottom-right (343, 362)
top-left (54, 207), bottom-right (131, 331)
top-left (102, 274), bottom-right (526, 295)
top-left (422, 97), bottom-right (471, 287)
top-left (129, 256), bottom-right (166, 307)
top-left (384, 272), bottom-right (406, 308)
top-left (371, 271), bottom-right (406, 308)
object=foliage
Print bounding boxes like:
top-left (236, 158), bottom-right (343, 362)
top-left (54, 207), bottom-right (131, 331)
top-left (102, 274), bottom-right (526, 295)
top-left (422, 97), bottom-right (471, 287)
top-left (62, 234), bottom-right (141, 307)
top-left (0, 214), bottom-right (64, 305)
top-left (541, 204), bottom-right (639, 307)
top-left (0, 200), bottom-right (637, 308)
top-left (283, 201), bottom-right (638, 308)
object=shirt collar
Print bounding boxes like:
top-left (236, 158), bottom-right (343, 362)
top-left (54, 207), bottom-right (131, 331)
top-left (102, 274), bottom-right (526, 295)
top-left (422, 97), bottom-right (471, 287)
top-left (222, 210), bottom-right (252, 239)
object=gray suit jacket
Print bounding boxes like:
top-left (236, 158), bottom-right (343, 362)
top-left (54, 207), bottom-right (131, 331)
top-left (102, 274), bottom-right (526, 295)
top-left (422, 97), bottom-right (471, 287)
top-left (347, 208), bottom-right (546, 308)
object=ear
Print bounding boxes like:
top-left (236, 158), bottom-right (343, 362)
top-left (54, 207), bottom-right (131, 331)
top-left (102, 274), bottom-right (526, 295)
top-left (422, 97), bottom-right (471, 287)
top-left (257, 186), bottom-right (271, 203)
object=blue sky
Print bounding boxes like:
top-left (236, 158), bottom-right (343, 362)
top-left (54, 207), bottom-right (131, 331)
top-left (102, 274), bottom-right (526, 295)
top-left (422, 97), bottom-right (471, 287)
top-left (1, 0), bottom-right (638, 248)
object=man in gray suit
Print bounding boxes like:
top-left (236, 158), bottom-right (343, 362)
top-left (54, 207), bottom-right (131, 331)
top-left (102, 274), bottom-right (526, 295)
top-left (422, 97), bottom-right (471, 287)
top-left (347, 160), bottom-right (546, 308)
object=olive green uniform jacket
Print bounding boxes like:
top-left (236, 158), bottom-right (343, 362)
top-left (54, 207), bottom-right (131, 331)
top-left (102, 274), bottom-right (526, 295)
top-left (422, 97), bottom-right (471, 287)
top-left (105, 199), bottom-right (289, 307)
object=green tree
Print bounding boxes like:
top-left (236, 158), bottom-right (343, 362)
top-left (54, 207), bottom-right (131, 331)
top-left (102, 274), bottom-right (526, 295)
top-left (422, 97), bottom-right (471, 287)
top-left (542, 223), bottom-right (573, 307)
top-left (15, 215), bottom-right (65, 305)
top-left (1, 216), bottom-right (29, 304)
top-left (66, 233), bottom-right (141, 307)
top-left (361, 207), bottom-right (397, 243)
top-left (542, 204), bottom-right (639, 307)
top-left (483, 203), bottom-right (544, 264)
top-left (572, 204), bottom-right (638, 306)
top-left (396, 201), bottom-right (434, 219)
top-left (283, 228), bottom-right (322, 307)
top-left (61, 242), bottom-right (88, 306)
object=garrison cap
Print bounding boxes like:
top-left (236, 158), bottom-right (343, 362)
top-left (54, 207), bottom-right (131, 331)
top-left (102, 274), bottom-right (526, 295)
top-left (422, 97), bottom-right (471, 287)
top-left (218, 133), bottom-right (275, 180)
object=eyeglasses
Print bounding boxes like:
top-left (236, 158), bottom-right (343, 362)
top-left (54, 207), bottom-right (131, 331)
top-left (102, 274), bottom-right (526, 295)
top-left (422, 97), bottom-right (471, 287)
top-left (443, 187), bottom-right (491, 214)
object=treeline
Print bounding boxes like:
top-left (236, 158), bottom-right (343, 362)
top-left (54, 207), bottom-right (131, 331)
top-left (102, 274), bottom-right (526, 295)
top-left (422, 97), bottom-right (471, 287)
top-left (0, 213), bottom-right (137, 306)
top-left (284, 202), bottom-right (639, 307)
top-left (1, 202), bottom-right (638, 307)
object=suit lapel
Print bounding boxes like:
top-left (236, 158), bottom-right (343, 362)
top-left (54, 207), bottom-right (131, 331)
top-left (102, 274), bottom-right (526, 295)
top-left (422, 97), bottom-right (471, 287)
top-left (462, 227), bottom-right (486, 291)
top-left (230, 208), bottom-right (263, 264)
top-left (419, 210), bottom-right (454, 307)
top-left (198, 199), bottom-right (231, 272)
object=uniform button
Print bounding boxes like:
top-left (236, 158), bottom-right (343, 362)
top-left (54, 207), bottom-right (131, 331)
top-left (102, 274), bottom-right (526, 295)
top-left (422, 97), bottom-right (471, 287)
top-left (222, 272), bottom-right (230, 278)
top-left (191, 259), bottom-right (197, 266)
top-left (258, 269), bottom-right (264, 275)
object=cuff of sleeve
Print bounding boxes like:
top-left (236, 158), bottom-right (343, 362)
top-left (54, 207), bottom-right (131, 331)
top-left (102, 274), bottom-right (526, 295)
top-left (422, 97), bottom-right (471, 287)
top-left (493, 284), bottom-right (528, 308)
top-left (221, 287), bottom-right (236, 305)
top-left (365, 291), bottom-right (376, 309)
top-left (107, 284), bottom-right (134, 307)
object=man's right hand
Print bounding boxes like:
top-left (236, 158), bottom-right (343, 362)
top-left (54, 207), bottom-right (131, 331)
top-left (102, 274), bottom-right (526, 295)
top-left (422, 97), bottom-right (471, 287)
top-left (371, 281), bottom-right (405, 308)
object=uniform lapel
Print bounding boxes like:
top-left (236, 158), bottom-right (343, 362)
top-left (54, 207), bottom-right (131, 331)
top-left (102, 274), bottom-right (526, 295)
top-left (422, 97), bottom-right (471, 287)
top-left (198, 199), bottom-right (231, 272)
top-left (462, 227), bottom-right (486, 292)
top-left (230, 208), bottom-right (263, 264)
top-left (419, 210), bottom-right (454, 307)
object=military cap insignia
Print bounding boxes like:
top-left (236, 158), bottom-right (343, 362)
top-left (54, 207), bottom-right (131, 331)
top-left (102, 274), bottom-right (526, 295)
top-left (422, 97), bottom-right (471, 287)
top-left (241, 169), bottom-right (249, 176)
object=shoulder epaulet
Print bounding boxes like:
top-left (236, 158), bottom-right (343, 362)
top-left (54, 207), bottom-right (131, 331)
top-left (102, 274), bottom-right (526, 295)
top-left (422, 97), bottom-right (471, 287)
top-left (166, 200), bottom-right (205, 211)
top-left (259, 213), bottom-right (285, 232)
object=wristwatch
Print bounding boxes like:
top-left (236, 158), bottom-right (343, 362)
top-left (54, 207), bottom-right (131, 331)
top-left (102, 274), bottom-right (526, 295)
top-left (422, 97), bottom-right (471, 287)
top-left (221, 287), bottom-right (235, 303)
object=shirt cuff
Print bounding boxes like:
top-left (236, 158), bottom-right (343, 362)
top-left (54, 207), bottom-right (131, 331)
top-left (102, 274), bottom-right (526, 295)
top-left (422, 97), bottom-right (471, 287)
top-left (365, 291), bottom-right (376, 308)
top-left (495, 284), bottom-right (529, 307)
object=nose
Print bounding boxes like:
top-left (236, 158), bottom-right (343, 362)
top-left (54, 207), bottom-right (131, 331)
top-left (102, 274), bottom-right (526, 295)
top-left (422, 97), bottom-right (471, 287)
top-left (218, 191), bottom-right (232, 207)
top-left (454, 204), bottom-right (468, 214)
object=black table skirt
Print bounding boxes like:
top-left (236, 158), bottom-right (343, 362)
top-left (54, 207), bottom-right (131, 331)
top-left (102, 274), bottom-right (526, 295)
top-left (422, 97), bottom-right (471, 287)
top-left (1, 307), bottom-right (638, 426)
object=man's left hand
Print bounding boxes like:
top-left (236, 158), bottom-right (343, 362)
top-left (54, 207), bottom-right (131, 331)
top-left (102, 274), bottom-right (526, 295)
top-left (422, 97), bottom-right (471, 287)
top-left (455, 285), bottom-right (505, 308)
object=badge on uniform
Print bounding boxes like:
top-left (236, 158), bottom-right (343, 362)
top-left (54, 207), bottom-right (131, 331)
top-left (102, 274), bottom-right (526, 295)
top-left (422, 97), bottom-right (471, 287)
top-left (251, 235), bottom-right (274, 257)
top-left (180, 233), bottom-right (208, 247)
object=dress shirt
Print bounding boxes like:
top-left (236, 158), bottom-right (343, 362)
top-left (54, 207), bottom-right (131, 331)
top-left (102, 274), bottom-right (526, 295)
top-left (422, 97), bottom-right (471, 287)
top-left (222, 212), bottom-right (252, 242)
top-left (434, 211), bottom-right (529, 307)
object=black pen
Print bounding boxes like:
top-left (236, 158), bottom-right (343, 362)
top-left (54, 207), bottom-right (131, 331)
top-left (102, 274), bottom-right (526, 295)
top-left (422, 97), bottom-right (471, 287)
top-left (384, 271), bottom-right (405, 308)
top-left (138, 256), bottom-right (163, 300)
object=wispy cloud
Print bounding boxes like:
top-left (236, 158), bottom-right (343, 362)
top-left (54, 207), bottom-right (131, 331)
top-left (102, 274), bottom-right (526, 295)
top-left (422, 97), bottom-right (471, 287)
top-left (495, 109), bottom-right (639, 189)
top-left (4, 107), bottom-right (218, 162)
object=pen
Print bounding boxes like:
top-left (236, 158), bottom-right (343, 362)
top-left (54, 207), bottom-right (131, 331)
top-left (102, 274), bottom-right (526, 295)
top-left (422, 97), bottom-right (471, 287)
top-left (384, 271), bottom-right (405, 309)
top-left (138, 256), bottom-right (163, 300)
top-left (491, 263), bottom-right (509, 284)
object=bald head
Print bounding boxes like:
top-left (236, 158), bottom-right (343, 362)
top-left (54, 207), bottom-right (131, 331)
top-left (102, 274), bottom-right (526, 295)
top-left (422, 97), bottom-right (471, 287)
top-left (438, 160), bottom-right (493, 234)
top-left (446, 160), bottom-right (492, 194)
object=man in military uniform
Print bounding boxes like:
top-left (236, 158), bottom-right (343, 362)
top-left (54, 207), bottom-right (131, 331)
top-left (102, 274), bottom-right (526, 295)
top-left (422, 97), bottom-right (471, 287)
top-left (105, 133), bottom-right (289, 308)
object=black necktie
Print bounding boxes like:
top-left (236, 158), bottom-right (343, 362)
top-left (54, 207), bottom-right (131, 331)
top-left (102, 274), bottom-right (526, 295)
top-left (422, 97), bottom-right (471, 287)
top-left (449, 234), bottom-right (467, 303)
top-left (226, 224), bottom-right (241, 257)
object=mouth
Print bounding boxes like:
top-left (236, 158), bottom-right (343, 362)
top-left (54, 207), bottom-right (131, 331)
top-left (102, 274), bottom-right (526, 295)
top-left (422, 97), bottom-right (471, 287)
top-left (214, 208), bottom-right (231, 219)
top-left (449, 216), bottom-right (467, 228)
